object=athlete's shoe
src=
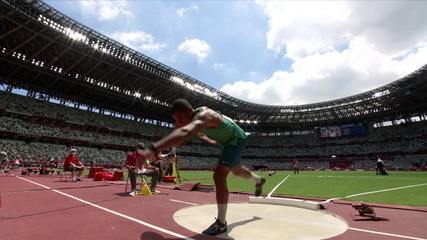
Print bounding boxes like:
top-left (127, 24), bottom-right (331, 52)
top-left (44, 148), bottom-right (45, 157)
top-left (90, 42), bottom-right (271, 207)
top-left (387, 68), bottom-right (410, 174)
top-left (255, 178), bottom-right (266, 196)
top-left (202, 218), bottom-right (227, 236)
top-left (129, 191), bottom-right (138, 197)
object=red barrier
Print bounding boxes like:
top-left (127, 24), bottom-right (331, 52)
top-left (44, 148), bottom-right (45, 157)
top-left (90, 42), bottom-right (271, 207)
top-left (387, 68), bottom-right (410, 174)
top-left (163, 176), bottom-right (176, 183)
top-left (103, 171), bottom-right (113, 181)
top-left (89, 167), bottom-right (104, 178)
top-left (94, 172), bottom-right (103, 181)
top-left (111, 171), bottom-right (123, 181)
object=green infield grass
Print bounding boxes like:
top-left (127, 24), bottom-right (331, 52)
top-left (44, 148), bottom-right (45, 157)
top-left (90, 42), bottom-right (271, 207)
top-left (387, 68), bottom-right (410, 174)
top-left (178, 170), bottom-right (427, 207)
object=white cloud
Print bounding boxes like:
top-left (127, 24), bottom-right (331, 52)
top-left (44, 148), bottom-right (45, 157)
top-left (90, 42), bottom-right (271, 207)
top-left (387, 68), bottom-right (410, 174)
top-left (110, 31), bottom-right (166, 52)
top-left (346, 1), bottom-right (427, 55)
top-left (220, 1), bottom-right (427, 105)
top-left (176, 5), bottom-right (199, 17)
top-left (260, 1), bottom-right (350, 60)
top-left (221, 38), bottom-right (427, 105)
top-left (259, 1), bottom-right (427, 59)
top-left (178, 38), bottom-right (210, 62)
top-left (78, 0), bottom-right (133, 21)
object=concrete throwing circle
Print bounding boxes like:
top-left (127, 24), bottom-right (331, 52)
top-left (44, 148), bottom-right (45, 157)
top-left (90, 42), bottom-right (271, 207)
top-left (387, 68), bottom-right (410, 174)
top-left (174, 203), bottom-right (348, 240)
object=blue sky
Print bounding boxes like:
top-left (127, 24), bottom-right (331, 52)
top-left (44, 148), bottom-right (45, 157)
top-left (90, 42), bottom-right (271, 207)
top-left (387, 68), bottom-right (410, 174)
top-left (45, 1), bottom-right (427, 105)
top-left (45, 1), bottom-right (281, 89)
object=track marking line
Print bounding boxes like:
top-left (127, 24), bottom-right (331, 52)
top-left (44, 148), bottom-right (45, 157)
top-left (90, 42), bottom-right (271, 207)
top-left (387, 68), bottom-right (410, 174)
top-left (348, 227), bottom-right (427, 240)
top-left (267, 174), bottom-right (290, 198)
top-left (169, 199), bottom-right (199, 206)
top-left (323, 182), bottom-right (427, 203)
top-left (316, 175), bottom-right (427, 181)
top-left (16, 176), bottom-right (195, 240)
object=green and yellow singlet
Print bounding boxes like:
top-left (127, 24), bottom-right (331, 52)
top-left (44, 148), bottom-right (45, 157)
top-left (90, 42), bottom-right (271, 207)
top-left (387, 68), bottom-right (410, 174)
top-left (194, 107), bottom-right (246, 146)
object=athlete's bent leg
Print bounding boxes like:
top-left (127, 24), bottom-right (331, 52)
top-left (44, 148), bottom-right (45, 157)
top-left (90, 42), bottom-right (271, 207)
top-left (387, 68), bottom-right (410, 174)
top-left (231, 165), bottom-right (265, 196)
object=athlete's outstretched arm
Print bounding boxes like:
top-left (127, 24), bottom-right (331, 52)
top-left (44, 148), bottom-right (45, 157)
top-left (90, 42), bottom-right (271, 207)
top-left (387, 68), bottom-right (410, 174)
top-left (152, 118), bottom-right (206, 152)
top-left (199, 134), bottom-right (217, 145)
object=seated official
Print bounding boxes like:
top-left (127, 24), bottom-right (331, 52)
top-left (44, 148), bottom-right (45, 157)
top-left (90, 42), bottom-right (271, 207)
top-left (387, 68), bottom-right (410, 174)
top-left (151, 153), bottom-right (163, 182)
top-left (124, 145), bottom-right (140, 196)
top-left (134, 142), bottom-right (160, 195)
top-left (64, 148), bottom-right (85, 182)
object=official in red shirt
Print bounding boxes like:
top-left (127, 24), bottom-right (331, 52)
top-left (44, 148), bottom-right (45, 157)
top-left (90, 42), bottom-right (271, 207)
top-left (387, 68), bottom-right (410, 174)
top-left (64, 148), bottom-right (85, 182)
top-left (126, 143), bottom-right (160, 196)
top-left (125, 146), bottom-right (139, 195)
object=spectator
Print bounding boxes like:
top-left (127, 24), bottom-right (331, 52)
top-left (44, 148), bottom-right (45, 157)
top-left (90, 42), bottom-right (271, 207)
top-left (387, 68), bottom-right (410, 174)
top-left (0, 151), bottom-right (8, 170)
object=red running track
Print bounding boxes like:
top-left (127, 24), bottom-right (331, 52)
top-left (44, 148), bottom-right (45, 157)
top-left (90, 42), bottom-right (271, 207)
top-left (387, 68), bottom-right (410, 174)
top-left (0, 174), bottom-right (426, 240)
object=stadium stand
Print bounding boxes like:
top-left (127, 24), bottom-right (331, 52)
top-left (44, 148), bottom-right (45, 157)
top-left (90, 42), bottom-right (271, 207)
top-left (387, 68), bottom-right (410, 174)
top-left (1, 91), bottom-right (426, 170)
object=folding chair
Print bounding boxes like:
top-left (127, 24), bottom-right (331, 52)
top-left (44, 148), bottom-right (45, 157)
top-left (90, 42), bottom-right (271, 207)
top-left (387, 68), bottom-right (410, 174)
top-left (59, 163), bottom-right (72, 182)
top-left (124, 171), bottom-right (149, 193)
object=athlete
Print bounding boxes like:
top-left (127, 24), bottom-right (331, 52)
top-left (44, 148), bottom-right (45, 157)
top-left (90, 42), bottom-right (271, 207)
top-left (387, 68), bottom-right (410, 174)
top-left (141, 99), bottom-right (265, 236)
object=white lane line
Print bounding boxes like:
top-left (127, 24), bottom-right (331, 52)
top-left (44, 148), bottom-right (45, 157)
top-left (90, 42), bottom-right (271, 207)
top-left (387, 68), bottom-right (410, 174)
top-left (169, 199), bottom-right (199, 206)
top-left (16, 176), bottom-right (195, 240)
top-left (267, 174), bottom-right (290, 198)
top-left (323, 182), bottom-right (427, 203)
top-left (348, 227), bottom-right (427, 240)
top-left (316, 175), bottom-right (427, 181)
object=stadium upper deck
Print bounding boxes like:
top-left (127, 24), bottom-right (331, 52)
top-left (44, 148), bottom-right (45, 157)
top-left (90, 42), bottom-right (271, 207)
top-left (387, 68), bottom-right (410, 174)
top-left (1, 0), bottom-right (426, 132)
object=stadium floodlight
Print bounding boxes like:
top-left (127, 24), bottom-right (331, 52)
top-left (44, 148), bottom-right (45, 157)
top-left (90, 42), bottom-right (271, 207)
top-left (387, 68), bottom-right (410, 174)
top-left (411, 116), bottom-right (421, 122)
top-left (35, 14), bottom-right (226, 103)
top-left (373, 90), bottom-right (390, 98)
top-left (171, 76), bottom-right (185, 85)
top-left (134, 92), bottom-right (141, 98)
top-left (64, 27), bottom-right (88, 42)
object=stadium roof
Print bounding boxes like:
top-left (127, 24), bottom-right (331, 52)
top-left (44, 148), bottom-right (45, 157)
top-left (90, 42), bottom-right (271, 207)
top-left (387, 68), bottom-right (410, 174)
top-left (1, 0), bottom-right (426, 131)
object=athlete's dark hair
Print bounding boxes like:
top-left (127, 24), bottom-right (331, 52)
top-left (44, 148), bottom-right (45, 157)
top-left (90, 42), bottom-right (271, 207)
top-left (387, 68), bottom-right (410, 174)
top-left (171, 99), bottom-right (193, 114)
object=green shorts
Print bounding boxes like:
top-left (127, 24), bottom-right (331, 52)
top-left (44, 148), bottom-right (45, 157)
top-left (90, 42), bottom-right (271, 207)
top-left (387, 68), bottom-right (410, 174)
top-left (218, 138), bottom-right (247, 168)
